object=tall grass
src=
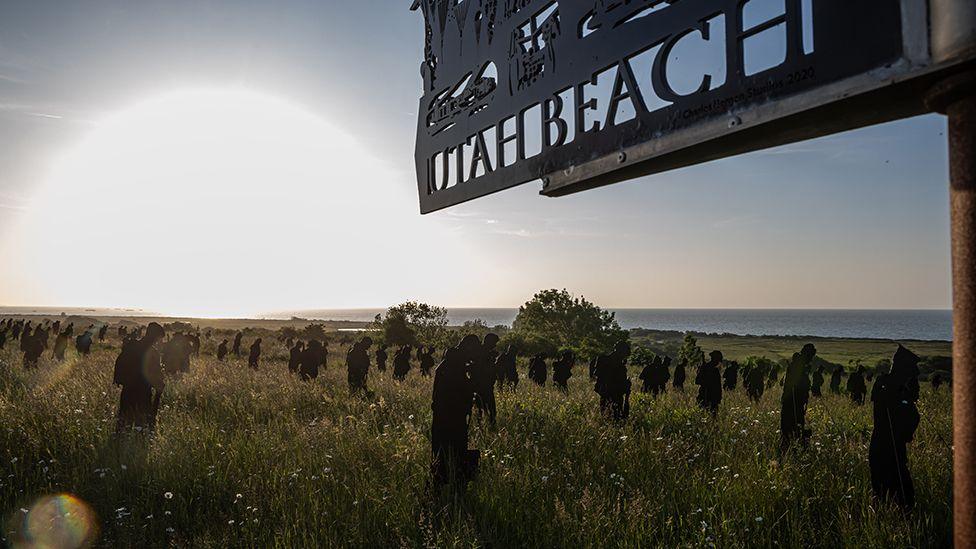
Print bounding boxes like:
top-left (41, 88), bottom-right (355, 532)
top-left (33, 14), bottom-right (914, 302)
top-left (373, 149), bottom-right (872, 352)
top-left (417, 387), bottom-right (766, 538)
top-left (0, 339), bottom-right (952, 547)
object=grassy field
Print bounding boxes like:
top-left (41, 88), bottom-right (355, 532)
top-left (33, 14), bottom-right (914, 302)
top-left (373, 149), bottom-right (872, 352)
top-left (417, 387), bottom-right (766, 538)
top-left (0, 331), bottom-right (953, 547)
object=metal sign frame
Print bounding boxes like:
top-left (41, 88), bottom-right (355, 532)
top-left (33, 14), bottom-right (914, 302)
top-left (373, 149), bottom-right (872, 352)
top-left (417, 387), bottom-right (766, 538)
top-left (411, 0), bottom-right (970, 214)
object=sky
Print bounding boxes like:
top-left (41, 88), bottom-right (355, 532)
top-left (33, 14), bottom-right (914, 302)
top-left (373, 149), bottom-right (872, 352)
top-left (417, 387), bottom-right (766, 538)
top-left (0, 1), bottom-right (952, 317)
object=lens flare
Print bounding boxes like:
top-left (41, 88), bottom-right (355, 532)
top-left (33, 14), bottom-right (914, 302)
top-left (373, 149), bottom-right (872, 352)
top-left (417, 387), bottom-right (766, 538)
top-left (13, 494), bottom-right (98, 549)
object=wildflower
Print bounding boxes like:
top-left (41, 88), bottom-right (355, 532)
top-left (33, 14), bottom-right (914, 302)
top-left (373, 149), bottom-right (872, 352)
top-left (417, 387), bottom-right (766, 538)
top-left (166, 527), bottom-right (175, 534)
top-left (164, 492), bottom-right (174, 499)
top-left (228, 520), bottom-right (235, 525)
top-left (755, 517), bottom-right (764, 522)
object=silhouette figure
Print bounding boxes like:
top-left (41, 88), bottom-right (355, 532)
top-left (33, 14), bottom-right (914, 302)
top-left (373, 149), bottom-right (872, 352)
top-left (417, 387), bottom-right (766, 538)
top-left (767, 363), bottom-right (781, 389)
top-left (811, 366), bottom-right (825, 397)
top-left (162, 332), bottom-right (191, 375)
top-left (870, 345), bottom-right (921, 509)
top-left (376, 345), bottom-right (388, 372)
top-left (723, 360), bottom-right (739, 391)
top-left (746, 363), bottom-right (765, 403)
top-left (931, 372), bottom-right (945, 389)
top-left (248, 339), bottom-right (262, 370)
top-left (113, 322), bottom-right (166, 432)
top-left (289, 341), bottom-right (304, 373)
top-left (420, 346), bottom-right (435, 377)
top-left (673, 358), bottom-right (686, 391)
top-left (552, 349), bottom-right (575, 392)
top-left (780, 344), bottom-right (815, 453)
top-left (300, 340), bottom-right (325, 381)
top-left (528, 353), bottom-right (547, 386)
top-left (98, 324), bottom-right (108, 341)
top-left (232, 331), bottom-right (243, 357)
top-left (496, 345), bottom-right (519, 389)
top-left (830, 367), bottom-right (844, 394)
top-left (640, 356), bottom-right (670, 396)
top-left (594, 341), bottom-right (632, 421)
top-left (848, 366), bottom-right (868, 405)
top-left (346, 337), bottom-right (372, 393)
top-left (431, 335), bottom-right (478, 486)
top-left (53, 330), bottom-right (69, 361)
top-left (696, 351), bottom-right (723, 416)
top-left (393, 345), bottom-right (413, 381)
top-left (189, 332), bottom-right (201, 356)
top-left (216, 339), bottom-right (229, 361)
top-left (75, 330), bottom-right (93, 356)
top-left (22, 326), bottom-right (45, 369)
top-left (472, 334), bottom-right (499, 424)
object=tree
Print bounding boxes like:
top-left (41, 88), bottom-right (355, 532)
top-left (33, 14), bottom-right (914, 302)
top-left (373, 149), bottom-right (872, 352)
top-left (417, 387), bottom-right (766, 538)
top-left (373, 302), bottom-right (449, 347)
top-left (678, 333), bottom-right (705, 369)
top-left (510, 289), bottom-right (627, 358)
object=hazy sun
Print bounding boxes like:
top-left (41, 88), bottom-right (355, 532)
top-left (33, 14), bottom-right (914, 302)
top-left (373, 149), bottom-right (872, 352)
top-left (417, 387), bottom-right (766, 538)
top-left (3, 88), bottom-right (477, 316)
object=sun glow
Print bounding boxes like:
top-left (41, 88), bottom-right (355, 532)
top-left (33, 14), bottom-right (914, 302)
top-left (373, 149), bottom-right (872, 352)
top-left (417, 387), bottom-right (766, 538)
top-left (2, 89), bottom-right (479, 317)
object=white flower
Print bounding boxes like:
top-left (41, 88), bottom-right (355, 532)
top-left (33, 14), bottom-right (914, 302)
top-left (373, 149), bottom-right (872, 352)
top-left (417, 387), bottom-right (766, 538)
top-left (164, 492), bottom-right (174, 499)
top-left (755, 517), bottom-right (764, 522)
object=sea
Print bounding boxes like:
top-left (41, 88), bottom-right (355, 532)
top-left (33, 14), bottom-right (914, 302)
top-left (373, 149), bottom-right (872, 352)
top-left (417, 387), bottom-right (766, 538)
top-left (271, 308), bottom-right (952, 341)
top-left (0, 307), bottom-right (952, 341)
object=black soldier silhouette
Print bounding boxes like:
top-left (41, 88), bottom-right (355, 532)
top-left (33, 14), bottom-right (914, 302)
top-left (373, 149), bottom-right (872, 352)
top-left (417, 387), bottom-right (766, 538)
top-left (98, 324), bottom-right (108, 341)
top-left (53, 330), bottom-right (69, 361)
top-left (639, 356), bottom-right (670, 396)
top-left (216, 339), bottom-right (229, 361)
top-left (431, 335), bottom-right (478, 486)
top-left (528, 353), bottom-right (547, 386)
top-left (496, 345), bottom-right (519, 389)
top-left (723, 360), bottom-right (739, 391)
top-left (376, 345), bottom-right (388, 372)
top-left (830, 367), bottom-right (844, 394)
top-left (232, 331), bottom-right (243, 357)
top-left (870, 345), bottom-right (921, 509)
top-left (289, 341), bottom-right (304, 374)
top-left (189, 332), bottom-right (201, 356)
top-left (811, 365), bottom-right (825, 397)
top-left (848, 365), bottom-right (868, 405)
top-left (248, 339), bottom-right (262, 370)
top-left (346, 337), bottom-right (372, 394)
top-left (767, 363), bottom-right (781, 389)
top-left (472, 334), bottom-right (499, 424)
top-left (780, 344), bottom-right (815, 453)
top-left (673, 358), bottom-right (687, 391)
top-left (552, 349), bottom-right (574, 392)
top-left (22, 326), bottom-right (45, 369)
top-left (300, 340), bottom-right (325, 381)
top-left (393, 345), bottom-right (412, 381)
top-left (696, 351), bottom-right (723, 416)
top-left (746, 363), bottom-right (766, 403)
top-left (113, 322), bottom-right (166, 433)
top-left (420, 346), bottom-right (435, 377)
top-left (75, 330), bottom-right (93, 356)
top-left (931, 372), bottom-right (945, 389)
top-left (594, 341), bottom-right (632, 421)
top-left (161, 332), bottom-right (191, 375)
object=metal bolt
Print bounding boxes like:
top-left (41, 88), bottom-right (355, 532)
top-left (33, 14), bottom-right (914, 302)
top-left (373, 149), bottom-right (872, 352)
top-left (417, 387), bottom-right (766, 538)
top-left (618, 152), bottom-right (627, 163)
top-left (728, 116), bottom-right (742, 128)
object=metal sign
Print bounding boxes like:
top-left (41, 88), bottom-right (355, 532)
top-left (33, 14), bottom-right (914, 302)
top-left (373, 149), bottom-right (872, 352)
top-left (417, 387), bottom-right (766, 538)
top-left (410, 0), bottom-right (974, 213)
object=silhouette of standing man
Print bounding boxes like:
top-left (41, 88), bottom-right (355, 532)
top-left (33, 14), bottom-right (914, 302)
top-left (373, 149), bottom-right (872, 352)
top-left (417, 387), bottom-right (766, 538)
top-left (811, 365), bottom-right (825, 397)
top-left (431, 335), bottom-right (477, 486)
top-left (376, 345), bottom-right (388, 373)
top-left (595, 341), bottom-right (632, 421)
top-left (528, 353), bottom-right (547, 386)
top-left (673, 358), bottom-right (686, 391)
top-left (848, 366), bottom-right (868, 405)
top-left (232, 331), bottom-right (243, 357)
top-left (217, 339), bottom-right (229, 361)
top-left (830, 367), bottom-right (844, 394)
top-left (248, 338), bottom-right (262, 370)
top-left (393, 345), bottom-right (412, 381)
top-left (780, 344), bottom-right (815, 453)
top-left (289, 340), bottom-right (304, 374)
top-left (870, 345), bottom-right (921, 509)
top-left (347, 337), bottom-right (372, 394)
top-left (472, 334), bottom-right (499, 424)
top-left (113, 322), bottom-right (166, 432)
top-left (696, 351), bottom-right (723, 416)
top-left (552, 349), bottom-right (574, 392)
